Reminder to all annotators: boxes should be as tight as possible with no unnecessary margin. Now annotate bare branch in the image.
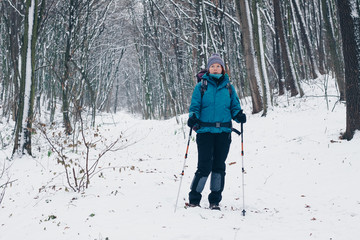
[4,0,24,17]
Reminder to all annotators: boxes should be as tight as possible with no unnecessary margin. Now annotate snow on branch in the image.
[203,1,240,26]
[4,0,24,17]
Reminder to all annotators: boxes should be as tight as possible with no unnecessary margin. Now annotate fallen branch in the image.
[0,179,18,205]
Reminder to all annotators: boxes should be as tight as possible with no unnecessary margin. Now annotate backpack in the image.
[196,69,232,98]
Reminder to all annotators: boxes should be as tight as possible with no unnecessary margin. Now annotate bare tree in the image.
[291,0,320,79]
[13,0,42,156]
[273,0,299,97]
[321,0,345,100]
[236,0,263,114]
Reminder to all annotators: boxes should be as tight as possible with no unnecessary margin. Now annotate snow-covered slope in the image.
[1,76,359,240]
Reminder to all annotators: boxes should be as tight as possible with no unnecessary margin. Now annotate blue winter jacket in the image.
[189,73,242,133]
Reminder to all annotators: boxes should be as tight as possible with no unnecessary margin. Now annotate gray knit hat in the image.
[207,53,225,70]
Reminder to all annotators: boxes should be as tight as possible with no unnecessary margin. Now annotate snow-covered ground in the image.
[1,76,359,240]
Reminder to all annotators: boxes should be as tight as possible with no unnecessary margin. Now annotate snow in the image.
[350,0,359,19]
[1,75,360,240]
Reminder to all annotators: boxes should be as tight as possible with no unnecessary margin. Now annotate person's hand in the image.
[187,115,200,128]
[235,110,247,123]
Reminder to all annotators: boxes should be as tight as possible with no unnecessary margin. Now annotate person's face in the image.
[209,63,223,74]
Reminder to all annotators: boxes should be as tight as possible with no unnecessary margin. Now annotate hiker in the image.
[187,53,246,210]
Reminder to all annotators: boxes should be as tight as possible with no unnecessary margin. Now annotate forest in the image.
[1,0,360,157]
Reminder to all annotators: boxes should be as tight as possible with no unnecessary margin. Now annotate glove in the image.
[187,114,200,128]
[235,110,247,123]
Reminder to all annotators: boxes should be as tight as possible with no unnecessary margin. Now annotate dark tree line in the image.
[0,0,359,157]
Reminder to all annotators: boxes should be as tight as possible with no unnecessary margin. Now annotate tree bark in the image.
[337,0,360,140]
[254,1,271,116]
[273,0,299,97]
[291,0,320,79]
[62,0,75,135]
[236,0,263,114]
[273,14,284,95]
[322,0,346,100]
[2,1,22,121]
[13,0,38,156]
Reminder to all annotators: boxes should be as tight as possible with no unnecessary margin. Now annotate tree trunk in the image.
[254,1,271,116]
[196,0,208,69]
[2,1,22,121]
[322,0,346,100]
[291,0,320,79]
[289,0,307,80]
[149,1,178,121]
[62,0,75,135]
[236,0,263,114]
[273,16,284,95]
[273,0,299,97]
[13,0,38,156]
[317,0,327,75]
[337,0,360,140]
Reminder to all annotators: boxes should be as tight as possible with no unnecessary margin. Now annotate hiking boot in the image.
[186,203,201,208]
[209,203,220,210]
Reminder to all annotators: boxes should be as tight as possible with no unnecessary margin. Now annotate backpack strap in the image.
[226,83,232,97]
[200,79,208,99]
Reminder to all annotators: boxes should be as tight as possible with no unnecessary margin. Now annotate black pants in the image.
[189,132,231,205]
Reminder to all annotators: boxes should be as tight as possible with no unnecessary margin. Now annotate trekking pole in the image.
[174,127,193,213]
[240,123,246,216]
